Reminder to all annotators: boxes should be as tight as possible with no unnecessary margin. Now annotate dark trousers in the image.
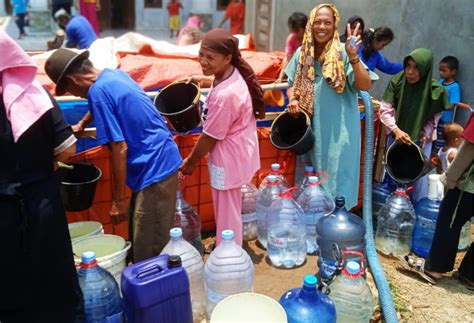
[425,188,473,280]
[14,13,26,35]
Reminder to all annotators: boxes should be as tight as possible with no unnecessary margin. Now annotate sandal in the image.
[397,254,438,284]
[453,271,474,291]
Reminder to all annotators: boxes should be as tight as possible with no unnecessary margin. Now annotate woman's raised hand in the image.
[344,22,362,58]
[393,127,412,145]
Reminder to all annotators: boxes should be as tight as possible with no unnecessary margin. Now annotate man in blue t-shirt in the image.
[45,49,183,262]
[54,8,97,49]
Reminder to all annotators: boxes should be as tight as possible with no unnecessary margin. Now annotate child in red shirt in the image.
[218,0,245,35]
[167,0,183,38]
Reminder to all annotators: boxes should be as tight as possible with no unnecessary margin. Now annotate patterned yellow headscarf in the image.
[293,4,346,114]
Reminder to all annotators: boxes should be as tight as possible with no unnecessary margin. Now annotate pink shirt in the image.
[203,68,260,190]
[285,33,302,58]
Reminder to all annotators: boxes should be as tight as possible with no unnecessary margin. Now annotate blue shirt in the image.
[65,15,97,49]
[358,48,403,75]
[88,69,182,192]
[11,0,28,14]
[438,79,461,123]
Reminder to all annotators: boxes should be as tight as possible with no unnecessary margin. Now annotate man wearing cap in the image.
[54,8,97,49]
[45,49,183,262]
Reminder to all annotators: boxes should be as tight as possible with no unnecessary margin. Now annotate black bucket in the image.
[58,163,102,212]
[153,82,201,133]
[386,141,434,184]
[270,110,315,155]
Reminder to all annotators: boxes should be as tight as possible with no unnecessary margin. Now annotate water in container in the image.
[161,228,206,321]
[267,189,307,268]
[279,275,336,323]
[329,261,374,323]
[259,163,289,191]
[372,177,396,230]
[297,176,335,254]
[316,197,366,282]
[458,221,472,251]
[412,175,444,258]
[375,186,416,256]
[256,175,281,248]
[241,183,259,241]
[77,251,123,323]
[293,165,315,200]
[204,230,254,317]
[175,188,203,255]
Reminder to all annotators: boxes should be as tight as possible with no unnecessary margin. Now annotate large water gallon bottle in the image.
[372,177,396,230]
[256,175,281,248]
[375,186,416,256]
[458,221,472,251]
[77,251,123,322]
[316,197,366,281]
[412,175,444,258]
[297,176,335,254]
[161,228,206,321]
[241,183,259,241]
[267,189,307,268]
[175,188,203,255]
[329,261,374,323]
[279,275,336,323]
[259,163,289,191]
[293,165,315,200]
[204,230,254,317]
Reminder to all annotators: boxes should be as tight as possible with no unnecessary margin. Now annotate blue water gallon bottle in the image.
[256,175,281,248]
[412,174,444,258]
[372,177,396,230]
[279,275,336,323]
[77,251,123,323]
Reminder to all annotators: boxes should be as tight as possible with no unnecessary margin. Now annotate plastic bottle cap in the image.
[335,196,345,207]
[266,175,278,182]
[168,255,182,268]
[271,163,281,171]
[170,227,183,238]
[304,165,314,173]
[346,261,360,275]
[303,275,318,288]
[308,176,319,184]
[81,251,96,264]
[222,230,234,240]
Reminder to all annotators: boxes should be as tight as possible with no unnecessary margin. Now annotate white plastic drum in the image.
[68,221,103,243]
[210,292,287,322]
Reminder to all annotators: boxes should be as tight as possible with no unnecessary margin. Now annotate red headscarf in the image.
[200,28,265,119]
[462,113,474,144]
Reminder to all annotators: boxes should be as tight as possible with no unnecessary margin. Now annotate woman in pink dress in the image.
[181,28,265,246]
[75,0,100,35]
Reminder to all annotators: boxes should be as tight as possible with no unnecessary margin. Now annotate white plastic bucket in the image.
[68,221,104,242]
[72,234,131,287]
[210,292,287,322]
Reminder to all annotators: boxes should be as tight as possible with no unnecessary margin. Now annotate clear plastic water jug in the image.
[259,163,289,191]
[375,186,416,256]
[267,189,307,268]
[297,176,335,254]
[175,188,203,255]
[316,197,366,281]
[256,175,281,248]
[372,178,396,231]
[241,183,259,241]
[204,230,254,317]
[458,221,472,251]
[293,165,315,200]
[279,275,336,323]
[161,228,206,321]
[77,251,123,323]
[412,175,444,258]
[329,261,374,323]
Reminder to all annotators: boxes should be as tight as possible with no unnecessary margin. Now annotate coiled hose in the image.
[360,91,399,323]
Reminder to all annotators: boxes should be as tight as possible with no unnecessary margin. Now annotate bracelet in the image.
[349,56,360,65]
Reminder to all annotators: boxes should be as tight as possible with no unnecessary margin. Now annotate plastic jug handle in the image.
[314,170,330,185]
[341,250,365,273]
[258,170,271,183]
[136,264,163,279]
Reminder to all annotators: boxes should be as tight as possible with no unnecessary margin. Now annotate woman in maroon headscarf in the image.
[181,28,264,246]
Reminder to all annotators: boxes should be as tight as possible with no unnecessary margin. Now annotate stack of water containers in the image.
[297,176,335,254]
[241,183,259,241]
[266,188,307,268]
[412,175,444,258]
[375,186,416,256]
[329,261,374,323]
[175,183,203,255]
[78,251,123,322]
[293,165,315,200]
[259,163,289,191]
[280,275,336,323]
[204,230,254,317]
[256,175,282,248]
[161,228,206,321]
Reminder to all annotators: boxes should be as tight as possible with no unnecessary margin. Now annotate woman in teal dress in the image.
[285,3,372,209]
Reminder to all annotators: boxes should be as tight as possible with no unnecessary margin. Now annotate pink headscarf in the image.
[0,31,53,142]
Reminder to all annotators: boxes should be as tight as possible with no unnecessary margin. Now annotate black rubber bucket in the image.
[270,110,315,155]
[58,163,102,212]
[386,141,434,184]
[153,82,201,133]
